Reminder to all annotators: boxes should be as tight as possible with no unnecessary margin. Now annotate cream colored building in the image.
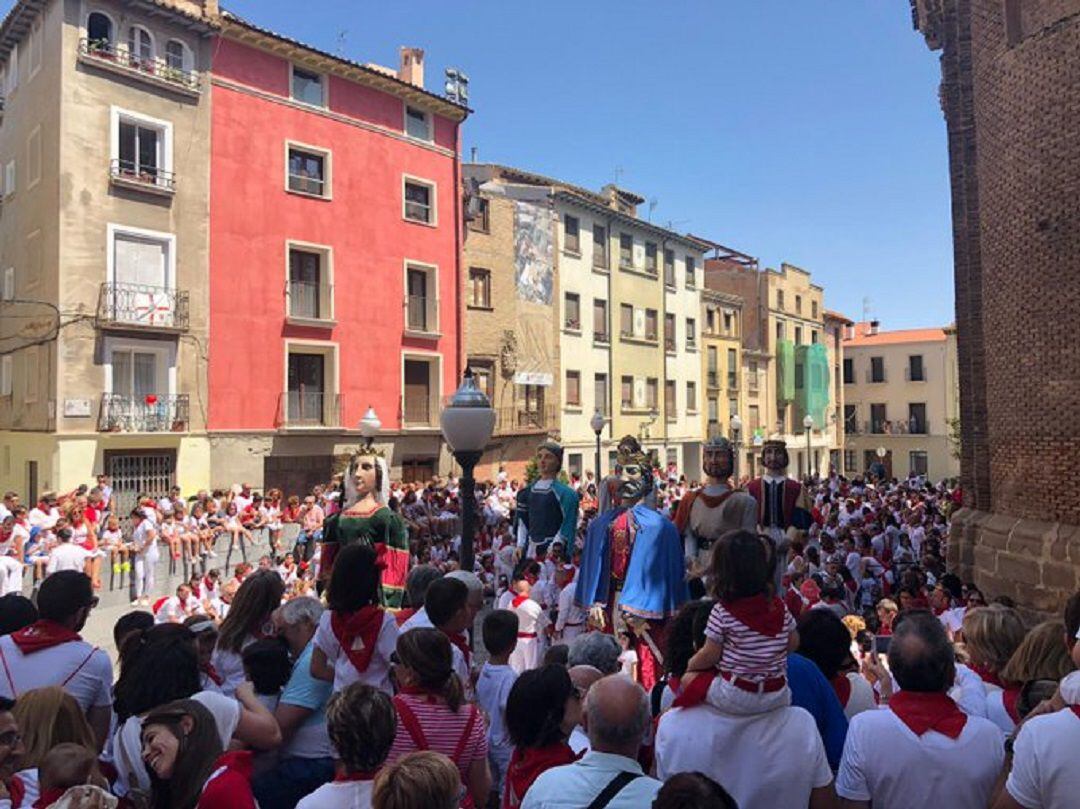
[0,0,216,507]
[700,288,743,446]
[842,321,960,482]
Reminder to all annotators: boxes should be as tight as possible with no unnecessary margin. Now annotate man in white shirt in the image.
[28,493,59,531]
[995,697,1080,809]
[836,612,1004,809]
[0,571,112,750]
[45,529,90,576]
[523,675,661,809]
[555,566,587,642]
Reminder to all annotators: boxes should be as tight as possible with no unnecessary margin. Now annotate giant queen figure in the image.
[576,436,688,689]
[746,439,812,591]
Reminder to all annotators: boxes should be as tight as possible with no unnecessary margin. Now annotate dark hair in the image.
[113,611,154,650]
[327,683,396,773]
[327,543,381,613]
[1065,591,1080,648]
[424,577,468,629]
[0,594,38,635]
[482,610,519,657]
[506,665,574,748]
[544,643,570,667]
[796,609,852,681]
[142,700,224,809]
[888,610,955,692]
[511,559,541,583]
[666,600,715,678]
[938,573,963,601]
[653,772,739,809]
[709,531,771,601]
[396,628,463,712]
[241,637,292,696]
[36,571,93,622]
[0,697,13,713]
[404,565,441,609]
[217,570,285,654]
[114,624,200,722]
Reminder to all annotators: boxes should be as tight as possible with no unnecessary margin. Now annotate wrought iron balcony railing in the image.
[109,159,175,193]
[78,39,200,95]
[493,403,557,435]
[403,396,433,426]
[99,393,189,432]
[97,282,189,331]
[276,391,341,428]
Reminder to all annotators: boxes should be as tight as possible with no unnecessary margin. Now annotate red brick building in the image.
[912,0,1080,613]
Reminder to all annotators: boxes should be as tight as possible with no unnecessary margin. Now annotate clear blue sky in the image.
[228,0,953,329]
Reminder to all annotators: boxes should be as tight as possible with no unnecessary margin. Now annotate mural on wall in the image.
[513,200,554,305]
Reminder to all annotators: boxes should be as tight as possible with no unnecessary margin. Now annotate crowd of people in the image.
[0,456,1078,809]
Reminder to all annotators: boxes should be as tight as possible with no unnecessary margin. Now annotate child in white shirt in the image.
[507,561,549,674]
[476,609,519,801]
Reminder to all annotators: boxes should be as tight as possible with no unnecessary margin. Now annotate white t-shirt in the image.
[0,635,112,713]
[835,706,1004,809]
[618,649,638,678]
[655,703,832,809]
[46,543,90,575]
[296,779,374,809]
[1006,708,1080,809]
[475,662,517,755]
[843,672,878,720]
[312,609,398,694]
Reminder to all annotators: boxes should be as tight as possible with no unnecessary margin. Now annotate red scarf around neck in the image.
[504,743,580,808]
[720,594,787,636]
[889,691,968,739]
[10,619,81,654]
[970,663,1006,689]
[831,674,852,708]
[1002,687,1022,725]
[202,661,224,686]
[512,594,530,609]
[444,629,472,667]
[331,606,385,673]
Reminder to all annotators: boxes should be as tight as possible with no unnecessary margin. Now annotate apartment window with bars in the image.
[468,267,491,309]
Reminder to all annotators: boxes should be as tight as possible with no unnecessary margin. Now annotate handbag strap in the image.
[585,771,641,809]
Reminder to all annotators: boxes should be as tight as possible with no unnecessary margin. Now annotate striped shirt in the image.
[387,693,488,781]
[704,598,795,679]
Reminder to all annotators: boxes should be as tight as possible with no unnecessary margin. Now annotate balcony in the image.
[862,419,929,436]
[99,393,189,433]
[97,282,189,333]
[109,159,175,197]
[665,337,676,353]
[403,396,433,427]
[287,280,335,327]
[493,403,557,436]
[707,370,719,389]
[276,391,341,428]
[593,330,610,344]
[77,39,200,98]
[564,317,581,332]
[404,295,440,338]
[727,374,739,391]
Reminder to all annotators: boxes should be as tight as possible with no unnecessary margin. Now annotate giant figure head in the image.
[615,436,653,505]
[344,450,389,506]
[761,439,789,474]
[702,436,735,482]
[536,440,564,479]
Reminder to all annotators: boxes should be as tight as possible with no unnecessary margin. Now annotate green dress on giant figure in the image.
[323,503,409,608]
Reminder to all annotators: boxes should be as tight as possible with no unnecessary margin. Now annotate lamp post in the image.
[440,370,495,574]
[803,413,814,480]
[590,409,605,480]
[358,405,381,450]
[730,413,742,483]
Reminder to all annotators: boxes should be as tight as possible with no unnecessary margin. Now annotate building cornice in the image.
[701,288,744,308]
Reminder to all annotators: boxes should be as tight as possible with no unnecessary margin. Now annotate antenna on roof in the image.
[613,166,624,185]
[862,296,871,323]
[647,198,658,222]
[335,30,348,57]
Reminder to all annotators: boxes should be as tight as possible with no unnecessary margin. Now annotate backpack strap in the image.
[392,695,430,751]
[451,704,479,763]
[62,646,99,687]
[585,771,641,809]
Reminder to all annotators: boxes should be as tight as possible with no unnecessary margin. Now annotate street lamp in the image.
[590,409,605,480]
[803,413,814,480]
[730,413,742,482]
[359,405,381,450]
[440,369,495,573]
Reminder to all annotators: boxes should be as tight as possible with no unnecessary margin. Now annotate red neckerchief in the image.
[11,619,81,654]
[831,674,852,708]
[202,661,224,686]
[889,691,968,739]
[444,629,472,668]
[7,775,24,809]
[334,769,379,782]
[1002,687,1022,725]
[33,787,66,808]
[512,594,529,609]
[504,743,580,808]
[331,606,385,673]
[394,607,418,627]
[671,671,717,708]
[970,664,1006,689]
[719,594,787,636]
[1069,705,1080,721]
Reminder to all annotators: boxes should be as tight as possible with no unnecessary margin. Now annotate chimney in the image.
[869,320,880,336]
[398,47,425,88]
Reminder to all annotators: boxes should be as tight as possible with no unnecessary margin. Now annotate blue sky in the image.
[224,0,953,329]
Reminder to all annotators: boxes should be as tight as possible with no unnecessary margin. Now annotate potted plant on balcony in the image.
[88,38,114,60]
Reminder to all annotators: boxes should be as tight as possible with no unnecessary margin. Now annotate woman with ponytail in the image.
[387,628,491,807]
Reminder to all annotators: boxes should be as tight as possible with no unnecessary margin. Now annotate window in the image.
[470,361,494,400]
[794,326,802,345]
[287,245,333,322]
[522,385,546,419]
[748,404,760,431]
[706,308,715,334]
[87,12,113,45]
[619,233,633,267]
[26,128,41,189]
[594,373,609,416]
[795,295,802,314]
[811,330,818,344]
[843,358,854,384]
[795,359,804,390]
[776,289,784,310]
[119,120,160,179]
[111,108,172,190]
[403,358,436,426]
[4,160,15,197]
[723,310,733,334]
[468,267,491,309]
[564,215,580,254]
[644,309,658,341]
[909,451,928,477]
[686,381,697,412]
[664,313,675,352]
[708,397,719,425]
[777,402,787,434]
[707,346,718,387]
[620,304,634,337]
[2,43,16,97]
[812,300,819,319]
[110,344,165,399]
[870,356,885,383]
[564,292,581,331]
[404,264,438,335]
[844,449,857,472]
[686,318,696,349]
[908,403,927,434]
[0,355,10,396]
[403,178,436,225]
[284,348,336,425]
[287,145,329,197]
[909,355,925,382]
[291,66,325,106]
[727,348,738,389]
[645,242,658,274]
[593,299,608,342]
[165,40,190,72]
[844,404,857,432]
[2,267,12,300]
[646,378,658,410]
[567,453,583,479]
[870,403,887,434]
[685,256,696,288]
[404,105,432,141]
[110,226,174,309]
[620,376,633,409]
[592,225,608,269]
[665,380,677,419]
[663,249,675,287]
[127,26,153,64]
[565,371,581,407]
[775,320,784,344]
[468,198,490,233]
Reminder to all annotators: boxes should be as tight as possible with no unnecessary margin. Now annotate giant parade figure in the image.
[319,450,410,607]
[576,436,688,689]
[746,439,812,591]
[673,435,757,567]
[515,440,580,559]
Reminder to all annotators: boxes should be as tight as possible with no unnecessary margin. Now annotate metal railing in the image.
[288,280,331,320]
[78,38,200,93]
[862,419,929,435]
[403,396,432,426]
[99,393,189,432]
[97,282,189,330]
[109,159,175,192]
[564,317,581,331]
[493,403,556,435]
[727,374,738,390]
[593,330,610,343]
[277,391,341,427]
[288,173,325,196]
[405,295,438,333]
[707,370,719,388]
